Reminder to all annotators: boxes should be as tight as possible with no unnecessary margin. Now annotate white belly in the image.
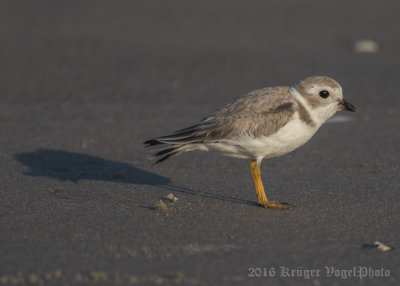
[205,116,320,160]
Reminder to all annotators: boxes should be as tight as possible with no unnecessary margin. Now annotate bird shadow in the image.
[14,148,170,185]
[14,149,255,206]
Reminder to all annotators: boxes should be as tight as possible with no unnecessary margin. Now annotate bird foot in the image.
[259,201,292,210]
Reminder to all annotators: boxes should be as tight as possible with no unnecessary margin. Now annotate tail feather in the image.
[145,128,205,146]
[144,124,209,163]
[154,149,182,164]
[149,145,184,164]
[154,146,179,157]
[144,138,162,146]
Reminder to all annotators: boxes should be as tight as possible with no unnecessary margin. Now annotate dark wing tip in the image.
[153,153,174,164]
[144,138,162,147]
[152,148,182,164]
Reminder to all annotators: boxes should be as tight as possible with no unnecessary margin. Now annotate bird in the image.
[144,76,355,210]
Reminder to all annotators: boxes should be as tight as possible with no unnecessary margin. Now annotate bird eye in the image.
[319,90,330,98]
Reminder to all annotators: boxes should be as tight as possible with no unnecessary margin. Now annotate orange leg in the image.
[249,160,291,210]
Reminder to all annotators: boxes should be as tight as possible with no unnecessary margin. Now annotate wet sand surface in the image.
[0,1,399,285]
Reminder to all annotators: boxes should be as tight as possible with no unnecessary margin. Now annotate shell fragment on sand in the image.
[155,200,168,211]
[166,193,178,203]
[374,241,392,252]
[362,241,393,251]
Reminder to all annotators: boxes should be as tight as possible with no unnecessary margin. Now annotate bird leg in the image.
[249,160,291,210]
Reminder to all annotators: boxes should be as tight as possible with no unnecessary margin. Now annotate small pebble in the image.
[155,200,168,211]
[354,39,379,53]
[166,193,178,203]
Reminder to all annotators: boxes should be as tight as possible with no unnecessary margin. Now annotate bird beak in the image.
[338,99,355,112]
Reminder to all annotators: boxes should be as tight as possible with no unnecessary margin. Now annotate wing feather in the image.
[144,86,297,162]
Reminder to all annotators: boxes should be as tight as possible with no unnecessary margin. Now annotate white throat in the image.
[290,86,311,110]
[289,86,330,127]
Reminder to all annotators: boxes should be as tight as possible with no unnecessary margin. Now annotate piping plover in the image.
[145,76,355,210]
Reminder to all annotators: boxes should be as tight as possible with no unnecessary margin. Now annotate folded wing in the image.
[144,87,296,163]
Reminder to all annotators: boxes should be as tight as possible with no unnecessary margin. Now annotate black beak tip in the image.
[341,99,356,112]
[346,104,356,112]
